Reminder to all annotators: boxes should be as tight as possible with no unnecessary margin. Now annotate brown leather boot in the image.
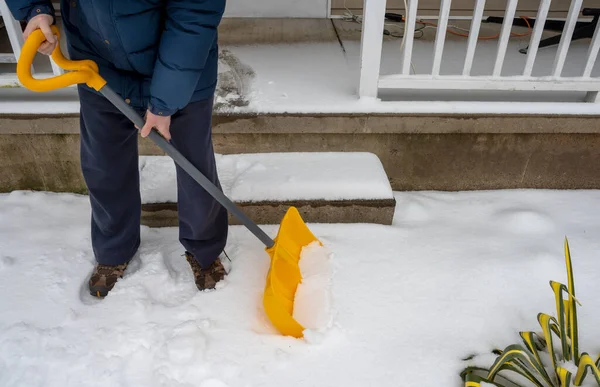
[88,262,129,297]
[184,252,227,291]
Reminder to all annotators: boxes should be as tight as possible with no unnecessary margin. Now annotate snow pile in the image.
[214,49,255,110]
[293,241,334,339]
[139,152,393,204]
[1,189,600,387]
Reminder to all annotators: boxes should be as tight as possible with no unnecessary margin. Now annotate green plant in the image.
[461,238,600,387]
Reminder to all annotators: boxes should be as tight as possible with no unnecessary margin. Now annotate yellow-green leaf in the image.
[538,313,560,372]
[487,345,547,387]
[550,282,570,359]
[557,366,573,386]
[461,366,526,387]
[564,238,575,298]
[461,368,486,387]
[520,331,553,385]
[574,353,600,386]
[564,299,571,338]
[564,238,580,363]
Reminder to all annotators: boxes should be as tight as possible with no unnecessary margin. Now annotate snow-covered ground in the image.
[1,188,599,387]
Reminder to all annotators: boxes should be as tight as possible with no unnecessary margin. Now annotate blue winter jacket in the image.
[7,0,225,116]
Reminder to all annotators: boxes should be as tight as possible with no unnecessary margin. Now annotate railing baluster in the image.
[401,0,419,75]
[523,0,552,77]
[493,0,518,77]
[432,0,452,76]
[462,0,486,76]
[0,0,25,62]
[585,92,599,103]
[50,22,65,76]
[358,0,387,98]
[552,0,583,77]
[583,17,600,78]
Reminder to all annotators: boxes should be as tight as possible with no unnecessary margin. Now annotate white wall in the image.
[223,0,329,18]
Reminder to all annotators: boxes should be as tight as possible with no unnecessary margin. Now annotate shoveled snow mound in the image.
[139,152,393,204]
[293,241,334,339]
[1,189,600,387]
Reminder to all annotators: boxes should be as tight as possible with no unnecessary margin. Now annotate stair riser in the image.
[1,132,600,193]
[142,200,396,227]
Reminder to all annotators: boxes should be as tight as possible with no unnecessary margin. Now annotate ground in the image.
[1,189,599,387]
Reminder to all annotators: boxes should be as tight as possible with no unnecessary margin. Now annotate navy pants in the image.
[78,86,228,267]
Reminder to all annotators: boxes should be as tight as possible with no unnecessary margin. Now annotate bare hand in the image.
[140,110,171,140]
[23,14,56,55]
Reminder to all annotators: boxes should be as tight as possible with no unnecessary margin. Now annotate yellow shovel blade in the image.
[263,206,320,338]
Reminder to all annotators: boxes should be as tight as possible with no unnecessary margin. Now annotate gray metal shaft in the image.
[99,86,275,249]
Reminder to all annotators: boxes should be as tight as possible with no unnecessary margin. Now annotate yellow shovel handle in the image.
[17,25,106,92]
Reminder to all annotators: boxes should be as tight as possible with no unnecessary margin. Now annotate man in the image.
[6,0,229,296]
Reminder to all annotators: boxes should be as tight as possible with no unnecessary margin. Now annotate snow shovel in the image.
[17,26,320,338]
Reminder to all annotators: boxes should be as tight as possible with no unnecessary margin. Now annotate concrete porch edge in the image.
[1,112,600,135]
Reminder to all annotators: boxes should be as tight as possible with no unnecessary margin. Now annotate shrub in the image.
[461,238,600,387]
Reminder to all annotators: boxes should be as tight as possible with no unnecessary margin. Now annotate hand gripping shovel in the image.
[18,26,320,338]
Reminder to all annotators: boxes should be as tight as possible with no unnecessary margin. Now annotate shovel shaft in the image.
[100,86,276,249]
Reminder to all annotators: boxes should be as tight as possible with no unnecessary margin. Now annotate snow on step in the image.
[139,152,393,204]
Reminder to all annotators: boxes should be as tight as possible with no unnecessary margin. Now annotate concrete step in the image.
[139,152,396,227]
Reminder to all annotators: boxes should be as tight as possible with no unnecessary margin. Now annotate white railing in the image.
[0,0,63,87]
[358,0,600,106]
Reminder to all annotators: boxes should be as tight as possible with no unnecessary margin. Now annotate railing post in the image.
[358,0,386,99]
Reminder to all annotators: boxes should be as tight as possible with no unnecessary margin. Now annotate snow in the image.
[139,153,394,203]
[213,39,600,115]
[293,242,334,334]
[2,38,599,116]
[1,189,600,387]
